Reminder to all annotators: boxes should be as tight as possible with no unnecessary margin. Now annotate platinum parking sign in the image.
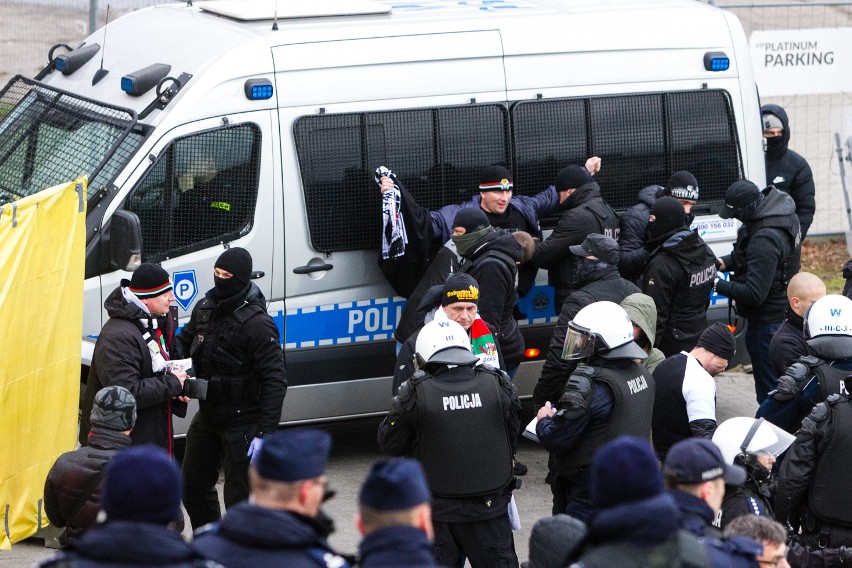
[173,270,198,311]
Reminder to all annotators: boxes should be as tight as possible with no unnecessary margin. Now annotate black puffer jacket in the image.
[532,264,639,407]
[462,229,524,371]
[642,229,716,357]
[80,286,184,450]
[762,104,816,238]
[44,428,132,545]
[716,187,800,323]
[618,185,666,283]
[532,180,620,308]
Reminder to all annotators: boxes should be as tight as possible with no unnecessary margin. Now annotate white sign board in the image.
[750,28,852,96]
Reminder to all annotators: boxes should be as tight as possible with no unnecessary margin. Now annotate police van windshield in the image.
[0,76,141,206]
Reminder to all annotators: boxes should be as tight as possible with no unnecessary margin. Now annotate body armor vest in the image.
[810,399,852,527]
[815,364,851,401]
[414,368,513,497]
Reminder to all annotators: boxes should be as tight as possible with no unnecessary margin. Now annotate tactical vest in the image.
[556,362,655,478]
[730,214,800,302]
[556,200,621,290]
[573,529,710,568]
[815,363,851,401]
[665,239,717,346]
[809,398,852,527]
[414,368,514,497]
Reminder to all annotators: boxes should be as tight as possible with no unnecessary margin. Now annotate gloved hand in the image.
[247,437,264,458]
[772,362,811,401]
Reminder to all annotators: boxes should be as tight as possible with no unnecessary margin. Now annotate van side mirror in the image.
[108,209,143,271]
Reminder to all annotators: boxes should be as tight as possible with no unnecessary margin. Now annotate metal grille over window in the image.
[0,75,139,205]
[125,124,261,262]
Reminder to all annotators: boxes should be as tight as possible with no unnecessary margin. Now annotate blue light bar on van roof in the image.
[244,79,273,100]
[704,52,730,72]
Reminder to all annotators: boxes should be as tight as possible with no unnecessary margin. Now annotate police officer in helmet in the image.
[377,319,522,568]
[536,301,656,520]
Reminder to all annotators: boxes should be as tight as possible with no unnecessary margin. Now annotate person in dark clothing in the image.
[652,323,737,460]
[194,429,350,568]
[642,196,717,357]
[711,417,795,530]
[762,104,816,239]
[377,319,522,568]
[532,165,621,309]
[44,386,136,547]
[39,445,219,568]
[621,292,667,373]
[536,301,654,520]
[715,181,801,404]
[356,458,439,568]
[532,233,639,409]
[843,260,852,301]
[526,514,587,568]
[453,214,525,374]
[768,272,826,378]
[758,294,852,434]
[173,247,287,530]
[79,263,189,453]
[618,170,701,283]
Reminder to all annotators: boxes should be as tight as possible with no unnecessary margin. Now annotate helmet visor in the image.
[562,322,596,360]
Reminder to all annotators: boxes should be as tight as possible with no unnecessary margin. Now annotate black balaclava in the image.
[734,192,765,224]
[214,247,252,299]
[647,196,686,245]
[572,258,609,288]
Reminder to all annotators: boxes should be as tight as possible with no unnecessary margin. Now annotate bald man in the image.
[768,272,826,377]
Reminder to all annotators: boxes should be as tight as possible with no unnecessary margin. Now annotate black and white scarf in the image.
[376,166,408,260]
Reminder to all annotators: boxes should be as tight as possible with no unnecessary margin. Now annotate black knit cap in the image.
[666,171,699,202]
[649,196,687,239]
[720,180,761,219]
[696,322,736,360]
[478,164,513,192]
[441,273,479,306]
[591,436,663,509]
[452,208,490,233]
[555,165,593,192]
[215,247,253,284]
[128,263,172,298]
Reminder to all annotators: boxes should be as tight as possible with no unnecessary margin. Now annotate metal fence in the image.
[2,0,851,235]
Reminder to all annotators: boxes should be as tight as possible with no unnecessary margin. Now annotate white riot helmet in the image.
[712,417,794,482]
[562,301,647,361]
[415,319,478,369]
[804,294,852,360]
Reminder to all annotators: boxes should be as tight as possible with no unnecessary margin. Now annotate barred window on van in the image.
[294,105,510,252]
[125,123,261,262]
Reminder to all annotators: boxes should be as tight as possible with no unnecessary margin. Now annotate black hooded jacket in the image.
[762,104,815,238]
[618,185,667,282]
[768,309,808,378]
[642,229,717,357]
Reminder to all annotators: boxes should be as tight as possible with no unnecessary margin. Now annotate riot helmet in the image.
[804,294,852,360]
[562,301,647,361]
[414,319,478,370]
[712,417,794,484]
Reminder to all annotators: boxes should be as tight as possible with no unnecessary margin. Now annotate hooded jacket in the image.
[762,104,816,238]
[716,187,801,323]
[620,293,666,373]
[532,180,620,308]
[79,286,184,451]
[642,229,717,357]
[618,185,667,282]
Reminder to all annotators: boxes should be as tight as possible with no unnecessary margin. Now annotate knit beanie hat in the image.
[441,273,479,306]
[102,445,181,524]
[648,196,686,241]
[478,165,513,192]
[555,165,593,193]
[128,264,172,299]
[359,458,431,511]
[666,171,699,202]
[762,113,784,132]
[696,322,736,360]
[90,386,136,432]
[719,180,762,220]
[215,247,253,284]
[452,208,490,234]
[591,436,663,509]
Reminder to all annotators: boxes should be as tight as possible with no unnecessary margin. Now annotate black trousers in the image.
[433,516,518,568]
[181,413,256,529]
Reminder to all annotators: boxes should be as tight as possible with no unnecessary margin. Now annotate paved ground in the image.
[1,369,760,567]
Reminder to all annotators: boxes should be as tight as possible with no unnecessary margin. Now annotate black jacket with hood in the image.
[761,104,815,239]
[618,185,667,282]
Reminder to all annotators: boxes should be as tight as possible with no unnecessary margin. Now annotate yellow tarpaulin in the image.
[0,178,86,549]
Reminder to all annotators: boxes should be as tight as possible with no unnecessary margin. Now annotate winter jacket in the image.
[532,180,620,308]
[719,480,774,531]
[357,526,439,568]
[533,264,639,407]
[80,286,184,451]
[618,185,667,282]
[762,104,816,238]
[43,428,132,545]
[716,187,800,323]
[37,520,220,568]
[193,502,349,568]
[642,229,716,357]
[768,309,808,378]
[620,293,666,373]
[843,260,852,301]
[461,229,525,371]
[173,282,286,436]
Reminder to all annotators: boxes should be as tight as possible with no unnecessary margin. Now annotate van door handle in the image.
[250,271,265,279]
[293,263,334,274]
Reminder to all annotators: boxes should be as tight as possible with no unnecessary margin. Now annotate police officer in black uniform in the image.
[377,319,521,568]
[536,301,656,520]
[174,247,287,530]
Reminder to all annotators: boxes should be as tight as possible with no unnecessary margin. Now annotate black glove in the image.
[772,362,811,402]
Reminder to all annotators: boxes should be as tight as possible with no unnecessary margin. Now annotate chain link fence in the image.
[3,0,851,235]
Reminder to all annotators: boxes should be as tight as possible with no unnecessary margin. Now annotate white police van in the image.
[0,0,760,430]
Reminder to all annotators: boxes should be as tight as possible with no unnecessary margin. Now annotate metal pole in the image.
[89,0,100,35]
[834,133,852,255]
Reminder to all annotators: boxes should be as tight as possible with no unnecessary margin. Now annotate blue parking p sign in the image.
[173,270,198,311]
